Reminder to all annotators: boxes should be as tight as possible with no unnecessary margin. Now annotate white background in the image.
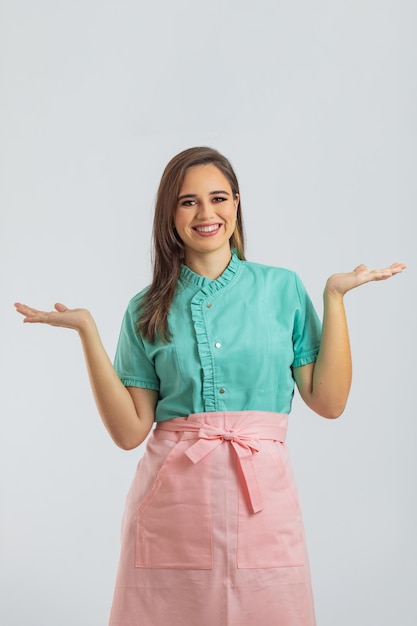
[1,1,416,624]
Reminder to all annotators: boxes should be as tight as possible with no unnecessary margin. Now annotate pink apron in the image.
[108,411,316,625]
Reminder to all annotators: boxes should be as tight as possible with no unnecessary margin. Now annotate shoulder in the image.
[128,285,150,305]
[238,259,312,302]
[239,259,298,284]
[124,286,150,314]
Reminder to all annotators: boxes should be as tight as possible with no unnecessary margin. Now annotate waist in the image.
[154,410,288,442]
[154,411,288,514]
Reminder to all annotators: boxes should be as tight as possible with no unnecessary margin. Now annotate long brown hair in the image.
[138,146,246,342]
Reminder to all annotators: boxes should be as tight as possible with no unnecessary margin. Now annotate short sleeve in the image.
[113,296,160,391]
[292,274,322,368]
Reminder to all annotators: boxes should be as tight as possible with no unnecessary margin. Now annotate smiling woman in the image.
[174,163,240,277]
[14,146,406,626]
[138,147,246,344]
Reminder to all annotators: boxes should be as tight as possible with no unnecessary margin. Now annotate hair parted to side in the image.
[138,146,246,343]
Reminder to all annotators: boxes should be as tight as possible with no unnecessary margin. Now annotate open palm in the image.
[326,262,406,297]
[14,302,92,332]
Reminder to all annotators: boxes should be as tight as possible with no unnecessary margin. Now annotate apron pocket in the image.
[135,438,213,569]
[237,440,305,569]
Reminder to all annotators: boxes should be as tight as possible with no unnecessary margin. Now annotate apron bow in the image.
[185,424,263,513]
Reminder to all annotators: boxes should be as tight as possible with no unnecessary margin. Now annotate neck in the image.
[184,248,233,280]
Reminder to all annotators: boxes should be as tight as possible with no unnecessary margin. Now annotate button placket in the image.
[190,275,238,412]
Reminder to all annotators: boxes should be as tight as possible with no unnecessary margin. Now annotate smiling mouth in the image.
[193,224,221,234]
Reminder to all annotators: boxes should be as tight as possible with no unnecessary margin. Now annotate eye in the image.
[180,199,197,207]
[212,196,227,203]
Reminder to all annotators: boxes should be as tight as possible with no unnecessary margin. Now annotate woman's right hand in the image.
[14,302,93,333]
[14,301,154,448]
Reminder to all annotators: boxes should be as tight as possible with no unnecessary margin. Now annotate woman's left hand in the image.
[325,262,407,297]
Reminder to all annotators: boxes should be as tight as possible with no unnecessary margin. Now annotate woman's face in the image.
[174,164,239,262]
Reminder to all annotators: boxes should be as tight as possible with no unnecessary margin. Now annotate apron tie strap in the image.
[185,425,263,513]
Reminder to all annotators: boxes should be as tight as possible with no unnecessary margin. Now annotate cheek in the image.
[173,211,191,241]
[228,207,238,226]
[173,211,184,232]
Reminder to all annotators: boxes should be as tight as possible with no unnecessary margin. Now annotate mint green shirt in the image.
[114,253,322,422]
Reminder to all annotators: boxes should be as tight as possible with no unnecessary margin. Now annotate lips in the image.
[192,224,222,236]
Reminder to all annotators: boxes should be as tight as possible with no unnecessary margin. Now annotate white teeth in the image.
[195,224,219,233]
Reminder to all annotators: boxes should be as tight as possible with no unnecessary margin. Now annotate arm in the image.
[293,262,406,419]
[14,302,157,449]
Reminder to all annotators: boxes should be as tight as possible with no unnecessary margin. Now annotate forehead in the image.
[180,164,231,192]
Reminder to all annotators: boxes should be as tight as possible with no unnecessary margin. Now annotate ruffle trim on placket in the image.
[185,253,241,412]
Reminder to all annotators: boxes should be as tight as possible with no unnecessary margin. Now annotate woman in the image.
[15,147,405,626]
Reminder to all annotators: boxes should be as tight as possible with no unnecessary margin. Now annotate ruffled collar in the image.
[179,250,241,289]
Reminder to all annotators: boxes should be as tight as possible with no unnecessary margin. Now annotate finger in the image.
[14,302,34,313]
[14,302,57,324]
[54,303,68,312]
[14,303,46,318]
[24,311,51,324]
[388,262,407,273]
[368,266,404,281]
[354,262,406,282]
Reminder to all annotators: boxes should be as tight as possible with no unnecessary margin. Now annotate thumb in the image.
[54,303,68,312]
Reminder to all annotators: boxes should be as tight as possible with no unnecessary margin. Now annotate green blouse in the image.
[113,252,322,422]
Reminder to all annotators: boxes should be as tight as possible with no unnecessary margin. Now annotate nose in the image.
[196,200,214,220]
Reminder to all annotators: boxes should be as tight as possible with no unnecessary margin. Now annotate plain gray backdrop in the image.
[1,1,416,624]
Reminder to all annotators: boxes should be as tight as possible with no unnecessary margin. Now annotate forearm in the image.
[78,316,152,448]
[310,290,352,418]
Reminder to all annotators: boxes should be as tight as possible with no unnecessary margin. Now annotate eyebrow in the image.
[177,190,231,201]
